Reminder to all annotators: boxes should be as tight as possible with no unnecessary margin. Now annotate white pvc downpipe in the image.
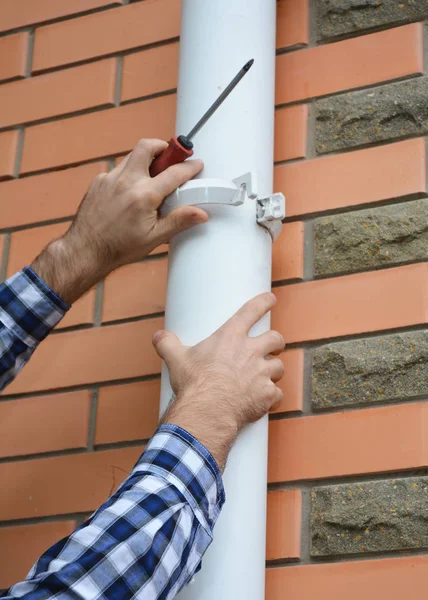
[159,1,277,598]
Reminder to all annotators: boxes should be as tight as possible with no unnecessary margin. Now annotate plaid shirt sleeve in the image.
[0,266,69,392]
[0,268,225,599]
[2,424,225,600]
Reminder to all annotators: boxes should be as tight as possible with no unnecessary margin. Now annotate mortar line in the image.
[13,128,25,178]
[114,56,124,107]
[93,281,105,326]
[86,388,99,452]
[25,29,35,77]
[0,233,11,281]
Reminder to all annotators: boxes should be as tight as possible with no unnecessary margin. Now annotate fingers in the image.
[123,139,169,181]
[154,205,208,243]
[149,159,204,206]
[255,330,285,356]
[152,330,184,366]
[270,386,284,412]
[266,357,285,383]
[226,293,277,334]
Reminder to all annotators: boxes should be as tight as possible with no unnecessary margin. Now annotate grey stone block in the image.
[311,477,428,556]
[318,0,428,40]
[316,77,428,154]
[314,199,428,277]
[312,331,428,409]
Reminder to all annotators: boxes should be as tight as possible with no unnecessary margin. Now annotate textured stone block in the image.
[314,199,428,277]
[312,331,428,409]
[316,77,428,154]
[311,477,428,556]
[318,0,428,41]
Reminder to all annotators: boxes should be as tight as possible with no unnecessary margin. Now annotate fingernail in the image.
[270,293,277,303]
[152,330,164,345]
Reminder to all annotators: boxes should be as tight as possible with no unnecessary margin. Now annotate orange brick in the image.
[95,380,160,445]
[276,24,423,104]
[0,162,108,229]
[276,0,309,50]
[103,258,167,322]
[0,521,77,588]
[272,222,304,282]
[274,109,307,164]
[7,223,95,330]
[0,32,28,82]
[33,0,181,72]
[0,0,124,33]
[121,43,179,102]
[272,263,428,344]
[275,138,426,218]
[266,556,428,599]
[274,105,307,163]
[6,318,162,395]
[21,95,176,174]
[0,130,18,180]
[0,391,90,458]
[271,349,304,414]
[8,223,70,275]
[268,402,428,483]
[266,489,302,561]
[0,59,116,129]
[0,446,143,520]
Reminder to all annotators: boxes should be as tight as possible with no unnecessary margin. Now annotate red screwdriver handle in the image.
[150,135,194,177]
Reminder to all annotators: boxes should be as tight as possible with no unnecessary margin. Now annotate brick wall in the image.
[0,0,427,595]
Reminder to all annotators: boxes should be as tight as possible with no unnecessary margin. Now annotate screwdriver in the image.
[150,59,254,177]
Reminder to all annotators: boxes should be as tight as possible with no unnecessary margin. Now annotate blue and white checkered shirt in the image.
[0,267,225,600]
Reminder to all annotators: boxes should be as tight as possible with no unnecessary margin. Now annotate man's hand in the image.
[31,139,206,304]
[153,293,285,468]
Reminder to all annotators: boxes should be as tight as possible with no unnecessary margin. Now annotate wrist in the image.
[31,233,106,305]
[162,389,239,470]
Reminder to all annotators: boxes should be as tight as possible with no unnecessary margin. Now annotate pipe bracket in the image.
[256,192,285,240]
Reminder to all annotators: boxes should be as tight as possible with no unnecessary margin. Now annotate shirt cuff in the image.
[134,424,225,531]
[0,268,69,348]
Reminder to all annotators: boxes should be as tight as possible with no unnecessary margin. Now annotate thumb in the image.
[157,206,208,242]
[152,330,184,365]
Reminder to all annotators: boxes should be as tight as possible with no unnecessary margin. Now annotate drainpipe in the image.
[159,1,283,598]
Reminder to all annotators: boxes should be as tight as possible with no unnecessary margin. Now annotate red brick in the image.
[271,349,304,414]
[21,95,176,174]
[272,263,428,344]
[0,521,77,588]
[0,0,124,33]
[95,380,160,445]
[5,318,162,395]
[275,139,426,218]
[274,105,307,163]
[0,130,18,180]
[33,0,181,72]
[266,489,301,561]
[268,402,428,483]
[103,258,167,322]
[121,43,179,102]
[266,556,428,599]
[272,222,304,282]
[7,223,96,330]
[276,24,423,104]
[0,391,90,458]
[0,59,116,129]
[0,446,143,520]
[276,0,309,50]
[0,33,28,82]
[0,162,108,229]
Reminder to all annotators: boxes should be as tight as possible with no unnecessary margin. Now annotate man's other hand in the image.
[31,139,205,304]
[153,293,285,468]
